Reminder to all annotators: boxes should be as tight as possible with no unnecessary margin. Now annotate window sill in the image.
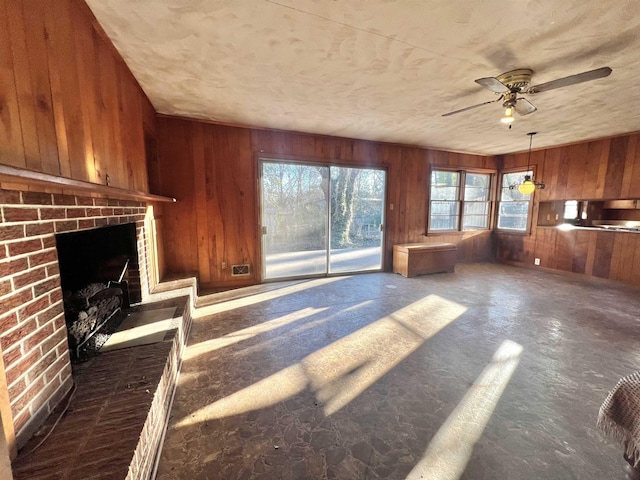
[426,229,491,236]
[495,229,530,236]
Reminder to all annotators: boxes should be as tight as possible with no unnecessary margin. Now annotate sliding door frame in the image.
[258,155,387,282]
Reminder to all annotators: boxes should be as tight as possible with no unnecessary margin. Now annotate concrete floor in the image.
[156,263,640,479]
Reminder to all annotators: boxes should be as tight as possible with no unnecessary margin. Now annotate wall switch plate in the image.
[534,258,541,266]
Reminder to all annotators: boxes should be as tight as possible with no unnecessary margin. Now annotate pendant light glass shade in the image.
[518,178,536,195]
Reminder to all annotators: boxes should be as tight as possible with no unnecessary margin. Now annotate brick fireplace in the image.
[0,188,154,449]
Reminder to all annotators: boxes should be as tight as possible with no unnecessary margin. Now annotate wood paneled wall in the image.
[496,131,640,285]
[156,118,496,288]
[0,0,154,192]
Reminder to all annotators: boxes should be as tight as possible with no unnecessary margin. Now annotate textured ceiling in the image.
[86,0,640,155]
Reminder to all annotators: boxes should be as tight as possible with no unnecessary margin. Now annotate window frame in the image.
[427,167,495,234]
[495,167,536,234]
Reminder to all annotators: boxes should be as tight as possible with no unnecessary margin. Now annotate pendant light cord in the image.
[526,132,536,175]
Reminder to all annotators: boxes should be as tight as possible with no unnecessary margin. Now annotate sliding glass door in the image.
[328,166,385,274]
[261,161,328,279]
[260,160,385,280]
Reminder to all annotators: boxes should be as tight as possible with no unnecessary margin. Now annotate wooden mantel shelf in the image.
[0,165,176,203]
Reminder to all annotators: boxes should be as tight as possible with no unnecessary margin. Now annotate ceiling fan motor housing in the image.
[496,68,533,92]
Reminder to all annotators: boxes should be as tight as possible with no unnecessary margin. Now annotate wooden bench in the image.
[393,243,457,278]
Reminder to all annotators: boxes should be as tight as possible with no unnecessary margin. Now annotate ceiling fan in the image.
[442,66,612,124]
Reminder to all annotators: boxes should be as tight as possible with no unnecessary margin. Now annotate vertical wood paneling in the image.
[595,139,611,198]
[623,135,640,198]
[554,148,571,200]
[205,127,225,278]
[554,230,575,272]
[620,135,638,198]
[592,232,615,278]
[603,136,629,199]
[6,0,41,170]
[540,148,560,201]
[1,0,152,192]
[117,70,146,190]
[609,234,628,282]
[44,3,74,178]
[580,141,603,198]
[192,123,211,283]
[630,236,640,285]
[572,230,589,274]
[44,0,82,179]
[68,1,97,183]
[207,126,256,284]
[0,0,26,168]
[584,231,598,277]
[564,143,588,199]
[156,119,198,273]
[21,1,60,174]
[157,119,496,287]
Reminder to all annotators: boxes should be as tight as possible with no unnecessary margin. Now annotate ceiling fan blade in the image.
[441,97,503,117]
[527,66,612,93]
[515,98,537,116]
[475,76,508,93]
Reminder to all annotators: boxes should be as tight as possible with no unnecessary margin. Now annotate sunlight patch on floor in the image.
[184,307,328,361]
[407,340,523,480]
[175,294,466,427]
[306,294,467,415]
[178,364,309,423]
[193,276,348,317]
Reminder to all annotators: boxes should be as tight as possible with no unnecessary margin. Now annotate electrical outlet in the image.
[221,262,227,269]
[534,258,540,266]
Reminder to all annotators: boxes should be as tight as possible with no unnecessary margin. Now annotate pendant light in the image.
[511,132,545,194]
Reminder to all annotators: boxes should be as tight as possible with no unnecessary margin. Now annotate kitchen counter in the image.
[538,224,640,233]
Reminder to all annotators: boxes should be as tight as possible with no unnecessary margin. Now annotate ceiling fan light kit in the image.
[442,66,612,125]
[501,107,514,124]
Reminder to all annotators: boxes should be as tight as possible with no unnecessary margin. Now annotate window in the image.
[497,171,533,231]
[463,173,491,229]
[429,170,492,232]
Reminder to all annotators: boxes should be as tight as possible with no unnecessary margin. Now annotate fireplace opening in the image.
[55,223,141,360]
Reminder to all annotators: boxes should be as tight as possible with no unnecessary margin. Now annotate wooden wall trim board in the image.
[0,343,16,462]
[0,164,174,203]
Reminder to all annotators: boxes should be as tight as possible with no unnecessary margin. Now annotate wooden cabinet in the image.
[393,243,457,277]
[537,201,564,226]
[603,200,639,209]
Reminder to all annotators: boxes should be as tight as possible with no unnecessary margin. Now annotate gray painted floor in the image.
[157,263,639,479]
